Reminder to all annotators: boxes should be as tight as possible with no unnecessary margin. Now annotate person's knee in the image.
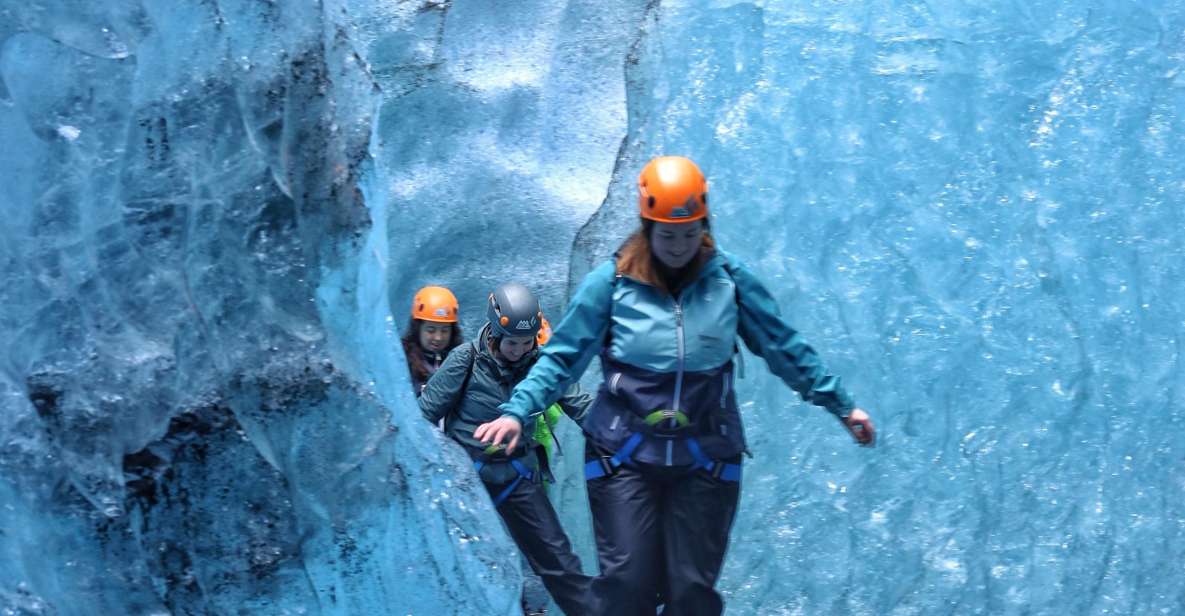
[666,581,723,615]
[594,568,660,607]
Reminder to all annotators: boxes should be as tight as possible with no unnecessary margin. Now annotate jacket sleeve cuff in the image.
[826,394,857,419]
[497,404,526,425]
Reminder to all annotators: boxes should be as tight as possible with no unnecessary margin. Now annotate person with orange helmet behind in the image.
[536,315,553,347]
[476,156,877,616]
[402,286,465,396]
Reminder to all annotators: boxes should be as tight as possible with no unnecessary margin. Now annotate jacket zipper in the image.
[673,298,685,420]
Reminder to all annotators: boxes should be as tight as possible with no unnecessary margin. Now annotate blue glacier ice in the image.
[3,1,1184,614]
[0,1,522,614]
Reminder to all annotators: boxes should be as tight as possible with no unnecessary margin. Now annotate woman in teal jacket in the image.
[475,156,876,616]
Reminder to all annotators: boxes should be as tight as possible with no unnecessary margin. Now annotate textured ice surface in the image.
[0,2,520,614]
[3,1,1185,615]
[564,3,1185,615]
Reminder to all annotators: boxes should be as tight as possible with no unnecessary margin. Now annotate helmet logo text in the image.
[670,194,701,219]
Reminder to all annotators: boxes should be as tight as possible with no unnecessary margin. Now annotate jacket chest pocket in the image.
[464,388,508,424]
[682,280,739,369]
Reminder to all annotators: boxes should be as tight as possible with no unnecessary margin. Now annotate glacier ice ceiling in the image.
[2,1,1184,614]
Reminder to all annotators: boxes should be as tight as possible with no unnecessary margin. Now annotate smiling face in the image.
[418,322,452,353]
[497,335,536,363]
[649,219,705,269]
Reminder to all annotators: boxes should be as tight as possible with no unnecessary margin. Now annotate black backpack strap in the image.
[444,342,479,428]
[459,341,478,398]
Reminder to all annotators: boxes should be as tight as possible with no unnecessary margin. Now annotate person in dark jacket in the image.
[475,157,877,616]
[420,283,592,616]
[402,286,464,396]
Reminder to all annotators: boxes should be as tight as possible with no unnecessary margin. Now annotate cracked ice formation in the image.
[3,1,1185,615]
[1,1,520,614]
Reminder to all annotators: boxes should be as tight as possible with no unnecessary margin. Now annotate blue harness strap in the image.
[584,430,742,482]
[474,458,536,507]
[684,436,743,482]
[583,432,644,480]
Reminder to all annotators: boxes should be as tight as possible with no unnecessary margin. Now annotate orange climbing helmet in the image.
[411,286,459,323]
[637,156,709,223]
[536,316,553,346]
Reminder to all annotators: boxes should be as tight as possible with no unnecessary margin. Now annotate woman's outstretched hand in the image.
[473,416,523,454]
[842,408,876,446]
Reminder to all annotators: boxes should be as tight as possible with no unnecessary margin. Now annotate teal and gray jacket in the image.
[420,323,591,483]
[497,248,856,467]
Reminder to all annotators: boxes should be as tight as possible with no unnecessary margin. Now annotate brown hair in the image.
[401,318,465,383]
[616,218,716,294]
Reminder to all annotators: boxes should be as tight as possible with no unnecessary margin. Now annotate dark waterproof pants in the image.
[486,476,592,616]
[585,444,741,616]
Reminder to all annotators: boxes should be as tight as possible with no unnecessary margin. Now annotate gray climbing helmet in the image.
[487,283,542,338]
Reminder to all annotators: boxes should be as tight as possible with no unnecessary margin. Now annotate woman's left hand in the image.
[473,416,523,454]
[842,408,876,447]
